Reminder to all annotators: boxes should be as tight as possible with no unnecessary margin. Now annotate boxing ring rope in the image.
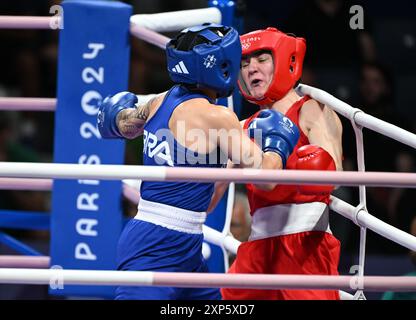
[0,178,52,191]
[129,25,169,50]
[203,224,240,255]
[0,96,158,112]
[298,84,416,149]
[0,268,415,292]
[330,196,416,251]
[0,16,59,29]
[0,177,138,205]
[0,162,416,187]
[0,256,49,268]
[0,97,56,111]
[130,8,221,33]
[0,164,415,253]
[0,8,221,31]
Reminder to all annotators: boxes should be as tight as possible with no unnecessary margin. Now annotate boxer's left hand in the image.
[247,109,300,168]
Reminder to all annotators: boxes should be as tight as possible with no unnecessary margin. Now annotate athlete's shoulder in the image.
[300,97,342,132]
[202,102,240,131]
[301,98,339,121]
[302,98,323,113]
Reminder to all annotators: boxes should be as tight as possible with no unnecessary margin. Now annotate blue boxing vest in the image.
[140,85,225,212]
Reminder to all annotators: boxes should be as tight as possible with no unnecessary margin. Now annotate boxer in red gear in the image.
[209,27,344,300]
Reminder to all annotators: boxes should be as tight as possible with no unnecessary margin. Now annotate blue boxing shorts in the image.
[115,218,220,300]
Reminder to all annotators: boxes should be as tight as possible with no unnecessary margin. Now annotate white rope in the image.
[130,8,221,33]
[0,8,221,31]
[129,24,170,49]
[0,97,56,111]
[0,16,58,29]
[0,162,165,180]
[1,268,415,291]
[298,84,416,149]
[0,256,49,268]
[330,196,416,251]
[203,225,240,255]
[0,162,415,188]
[0,95,163,112]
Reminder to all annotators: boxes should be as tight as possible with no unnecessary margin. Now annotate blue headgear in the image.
[166,23,242,98]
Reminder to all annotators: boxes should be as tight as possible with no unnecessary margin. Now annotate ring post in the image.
[50,0,132,297]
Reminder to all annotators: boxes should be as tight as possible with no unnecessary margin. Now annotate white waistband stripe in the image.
[249,202,330,241]
[135,198,206,234]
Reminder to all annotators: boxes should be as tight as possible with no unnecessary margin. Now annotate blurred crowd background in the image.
[0,0,415,299]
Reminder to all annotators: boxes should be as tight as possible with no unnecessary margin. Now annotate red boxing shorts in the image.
[221,231,341,300]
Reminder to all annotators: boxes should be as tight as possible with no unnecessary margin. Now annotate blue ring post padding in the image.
[0,210,50,230]
[0,231,43,256]
[50,0,132,298]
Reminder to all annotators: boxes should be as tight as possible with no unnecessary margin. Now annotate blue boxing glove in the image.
[247,109,300,168]
[97,91,138,139]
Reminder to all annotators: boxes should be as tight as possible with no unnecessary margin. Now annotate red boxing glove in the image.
[296,144,336,195]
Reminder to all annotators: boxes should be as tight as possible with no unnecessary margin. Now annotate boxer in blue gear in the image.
[97,23,300,300]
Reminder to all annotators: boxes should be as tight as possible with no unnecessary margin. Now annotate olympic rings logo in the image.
[241,42,251,50]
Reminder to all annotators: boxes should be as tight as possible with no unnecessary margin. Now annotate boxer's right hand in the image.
[97,91,138,139]
[247,109,300,168]
[296,144,336,195]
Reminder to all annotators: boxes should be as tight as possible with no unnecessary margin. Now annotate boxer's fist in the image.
[296,144,336,195]
[97,91,138,139]
[247,109,299,168]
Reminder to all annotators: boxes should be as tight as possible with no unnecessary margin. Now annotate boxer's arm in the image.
[117,93,165,139]
[207,161,233,213]
[210,107,282,190]
[300,100,343,171]
[116,101,150,139]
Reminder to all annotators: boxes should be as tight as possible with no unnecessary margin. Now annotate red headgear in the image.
[238,27,306,105]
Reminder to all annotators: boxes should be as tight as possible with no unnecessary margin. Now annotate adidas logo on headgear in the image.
[171,61,189,74]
